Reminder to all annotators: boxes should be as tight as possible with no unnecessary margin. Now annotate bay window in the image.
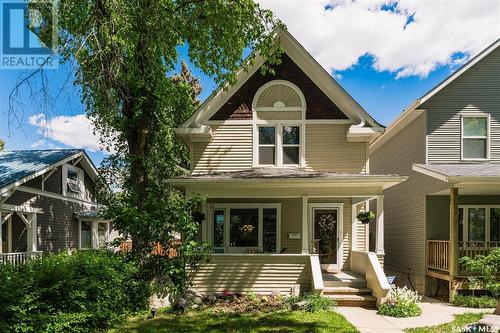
[462,116,489,160]
[79,220,110,249]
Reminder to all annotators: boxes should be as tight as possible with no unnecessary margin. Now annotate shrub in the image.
[377,286,422,317]
[285,293,335,312]
[452,295,497,308]
[303,292,335,312]
[0,250,150,333]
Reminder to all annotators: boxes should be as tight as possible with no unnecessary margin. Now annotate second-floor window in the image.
[63,164,84,197]
[283,126,300,164]
[462,116,489,160]
[258,125,301,166]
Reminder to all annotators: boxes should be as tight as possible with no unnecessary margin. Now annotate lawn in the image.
[405,313,485,333]
[108,309,359,333]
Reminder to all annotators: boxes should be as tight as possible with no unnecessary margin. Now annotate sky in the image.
[1,0,499,166]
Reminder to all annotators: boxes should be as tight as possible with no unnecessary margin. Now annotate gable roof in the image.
[179,29,383,129]
[370,37,500,152]
[0,149,97,193]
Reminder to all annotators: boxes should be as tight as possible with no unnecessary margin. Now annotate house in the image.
[370,38,500,301]
[0,149,116,264]
[170,30,407,306]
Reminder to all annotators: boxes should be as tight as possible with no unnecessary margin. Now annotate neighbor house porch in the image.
[413,164,500,300]
[0,204,41,265]
[170,168,406,305]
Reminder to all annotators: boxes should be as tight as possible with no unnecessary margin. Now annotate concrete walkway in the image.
[337,297,493,333]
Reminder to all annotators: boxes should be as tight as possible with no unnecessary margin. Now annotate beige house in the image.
[170,30,406,307]
[370,38,500,301]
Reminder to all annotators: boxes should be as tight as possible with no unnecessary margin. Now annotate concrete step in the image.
[324,294,377,308]
[323,286,372,295]
[323,280,368,288]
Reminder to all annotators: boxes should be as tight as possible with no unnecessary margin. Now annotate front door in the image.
[313,208,339,271]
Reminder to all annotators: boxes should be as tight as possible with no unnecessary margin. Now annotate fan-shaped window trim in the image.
[252,80,306,113]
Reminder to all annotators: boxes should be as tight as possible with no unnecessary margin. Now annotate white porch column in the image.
[201,203,208,242]
[30,214,37,252]
[26,215,33,253]
[375,195,385,254]
[301,196,309,254]
[7,217,12,253]
[91,221,98,249]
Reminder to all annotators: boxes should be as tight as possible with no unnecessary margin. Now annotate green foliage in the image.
[459,248,500,297]
[0,250,149,333]
[108,308,359,333]
[452,295,497,308]
[356,210,376,222]
[405,313,485,333]
[28,0,284,300]
[302,293,336,312]
[377,286,422,318]
[0,138,4,151]
[285,293,336,312]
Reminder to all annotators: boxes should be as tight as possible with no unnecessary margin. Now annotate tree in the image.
[173,60,203,107]
[26,0,283,297]
[0,139,4,151]
[460,248,500,314]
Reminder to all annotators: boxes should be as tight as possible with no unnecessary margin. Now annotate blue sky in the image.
[1,1,499,166]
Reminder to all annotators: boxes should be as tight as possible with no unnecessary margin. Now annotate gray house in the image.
[370,38,500,300]
[0,149,116,264]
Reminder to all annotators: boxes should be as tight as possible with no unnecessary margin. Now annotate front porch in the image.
[0,204,41,265]
[169,169,406,305]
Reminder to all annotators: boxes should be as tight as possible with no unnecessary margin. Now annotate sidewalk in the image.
[336,297,493,333]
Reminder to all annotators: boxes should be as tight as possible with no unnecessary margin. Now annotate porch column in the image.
[30,214,37,252]
[302,196,309,254]
[449,187,459,278]
[375,195,385,254]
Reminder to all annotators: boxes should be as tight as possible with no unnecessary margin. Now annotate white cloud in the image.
[258,0,500,78]
[28,113,106,152]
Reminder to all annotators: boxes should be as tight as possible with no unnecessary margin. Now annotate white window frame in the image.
[281,125,301,165]
[254,122,304,167]
[257,125,277,166]
[459,205,500,242]
[208,203,281,254]
[461,115,490,161]
[78,219,110,249]
[62,164,85,198]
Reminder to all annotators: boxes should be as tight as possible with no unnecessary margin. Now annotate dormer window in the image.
[63,164,84,197]
[67,169,81,193]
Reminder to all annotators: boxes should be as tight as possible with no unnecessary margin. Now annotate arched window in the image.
[252,80,306,112]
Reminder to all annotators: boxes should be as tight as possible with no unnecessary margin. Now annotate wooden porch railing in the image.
[427,240,450,271]
[0,251,43,266]
[427,240,500,273]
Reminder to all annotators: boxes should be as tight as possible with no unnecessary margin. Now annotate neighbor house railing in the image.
[427,240,500,273]
[0,251,43,266]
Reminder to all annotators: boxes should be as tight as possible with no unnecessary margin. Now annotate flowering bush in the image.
[377,286,422,317]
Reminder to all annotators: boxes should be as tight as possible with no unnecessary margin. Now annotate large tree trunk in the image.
[495,300,500,315]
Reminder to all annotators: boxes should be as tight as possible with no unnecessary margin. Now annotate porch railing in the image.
[427,240,500,273]
[0,251,43,266]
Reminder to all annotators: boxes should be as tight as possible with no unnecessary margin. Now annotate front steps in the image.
[322,271,377,308]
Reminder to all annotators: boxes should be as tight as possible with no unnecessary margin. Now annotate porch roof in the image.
[413,164,500,183]
[169,167,406,188]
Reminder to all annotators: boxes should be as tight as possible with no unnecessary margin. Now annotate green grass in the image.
[405,313,486,333]
[107,309,359,333]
